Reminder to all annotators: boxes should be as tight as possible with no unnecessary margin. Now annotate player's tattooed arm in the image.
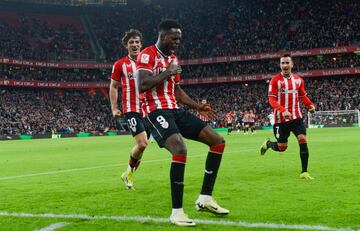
[137,60,181,92]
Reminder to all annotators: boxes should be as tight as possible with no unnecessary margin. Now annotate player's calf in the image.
[297,134,309,173]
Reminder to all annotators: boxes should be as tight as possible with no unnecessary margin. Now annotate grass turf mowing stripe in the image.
[0,149,256,181]
[35,222,70,231]
[0,211,355,231]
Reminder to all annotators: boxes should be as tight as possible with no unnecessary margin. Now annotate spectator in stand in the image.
[1,0,359,61]
[0,76,359,135]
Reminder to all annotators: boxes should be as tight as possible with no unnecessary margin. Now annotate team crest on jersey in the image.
[141,54,150,64]
[294,79,302,87]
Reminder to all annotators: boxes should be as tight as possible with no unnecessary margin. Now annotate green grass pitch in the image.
[0,128,359,231]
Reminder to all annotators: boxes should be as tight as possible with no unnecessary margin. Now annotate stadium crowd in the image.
[0,89,113,135]
[1,53,358,82]
[184,77,360,128]
[1,77,359,135]
[66,0,360,61]
[0,13,93,61]
[0,65,109,82]
[182,53,360,79]
[0,0,359,61]
[0,0,359,136]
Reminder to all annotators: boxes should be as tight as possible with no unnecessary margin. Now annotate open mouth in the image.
[131,47,139,52]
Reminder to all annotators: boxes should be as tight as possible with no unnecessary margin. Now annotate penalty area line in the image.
[0,211,356,231]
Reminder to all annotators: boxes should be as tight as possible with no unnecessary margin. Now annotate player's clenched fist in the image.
[308,105,316,113]
[282,111,292,120]
[167,60,182,76]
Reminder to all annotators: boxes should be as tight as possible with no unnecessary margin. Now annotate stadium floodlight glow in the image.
[308,110,360,128]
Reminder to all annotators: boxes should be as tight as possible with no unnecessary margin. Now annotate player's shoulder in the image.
[292,73,303,80]
[269,73,282,83]
[139,45,156,55]
[113,56,128,67]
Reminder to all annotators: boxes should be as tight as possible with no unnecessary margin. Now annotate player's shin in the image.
[128,154,141,172]
[171,154,186,209]
[299,143,309,173]
[201,142,225,195]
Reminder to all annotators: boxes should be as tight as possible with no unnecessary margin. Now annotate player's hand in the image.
[282,111,292,120]
[308,105,316,113]
[167,60,182,76]
[197,103,216,120]
[112,109,122,118]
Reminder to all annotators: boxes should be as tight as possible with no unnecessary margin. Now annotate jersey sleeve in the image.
[174,56,181,83]
[111,61,124,82]
[136,48,155,72]
[268,77,278,98]
[298,78,307,97]
[298,78,314,107]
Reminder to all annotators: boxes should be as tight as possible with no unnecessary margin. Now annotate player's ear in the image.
[159,31,166,40]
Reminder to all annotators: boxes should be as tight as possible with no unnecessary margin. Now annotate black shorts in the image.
[124,112,148,137]
[227,123,233,127]
[273,118,306,143]
[144,109,207,148]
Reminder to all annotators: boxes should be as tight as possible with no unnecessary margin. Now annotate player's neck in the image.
[155,41,171,56]
[128,54,137,61]
[281,72,292,79]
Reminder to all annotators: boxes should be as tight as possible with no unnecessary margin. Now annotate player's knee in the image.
[278,145,288,152]
[137,140,148,151]
[297,135,307,144]
[215,136,225,146]
[167,137,187,154]
[174,144,187,155]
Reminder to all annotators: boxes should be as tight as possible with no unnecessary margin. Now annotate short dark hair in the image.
[158,19,181,32]
[122,29,143,47]
[281,53,292,59]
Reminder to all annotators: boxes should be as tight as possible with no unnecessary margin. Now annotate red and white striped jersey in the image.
[225,112,234,124]
[111,55,143,114]
[268,73,307,124]
[136,45,180,115]
[197,113,209,122]
[242,112,250,123]
[248,113,256,123]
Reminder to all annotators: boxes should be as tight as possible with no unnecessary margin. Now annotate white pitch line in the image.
[0,149,255,181]
[0,211,356,231]
[35,222,70,231]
